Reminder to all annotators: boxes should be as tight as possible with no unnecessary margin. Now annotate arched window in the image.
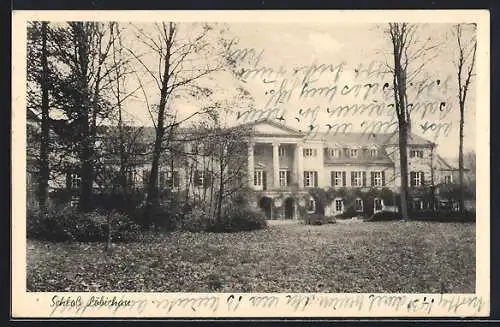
[374,197,384,213]
[354,197,364,212]
[307,197,316,213]
[334,197,344,214]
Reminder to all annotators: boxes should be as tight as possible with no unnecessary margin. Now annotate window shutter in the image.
[313,149,318,157]
[263,171,267,190]
[286,171,291,185]
[350,172,354,186]
[362,172,367,187]
[66,170,72,190]
[303,171,307,186]
[344,148,350,158]
[381,171,386,186]
[330,171,334,186]
[342,171,346,186]
[159,171,165,189]
[204,172,212,188]
[314,172,318,187]
[370,172,375,186]
[420,172,425,185]
[173,171,180,188]
[410,172,415,186]
[143,169,150,188]
[194,171,201,186]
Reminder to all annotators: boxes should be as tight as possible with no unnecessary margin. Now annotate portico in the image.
[247,140,304,190]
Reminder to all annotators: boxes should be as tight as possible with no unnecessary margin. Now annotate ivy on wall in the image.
[307,187,398,217]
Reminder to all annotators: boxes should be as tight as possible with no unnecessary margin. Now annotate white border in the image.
[11,10,490,318]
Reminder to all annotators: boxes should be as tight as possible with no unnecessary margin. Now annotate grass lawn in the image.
[26,220,475,293]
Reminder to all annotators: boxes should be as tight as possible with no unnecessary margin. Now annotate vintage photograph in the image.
[24,18,478,295]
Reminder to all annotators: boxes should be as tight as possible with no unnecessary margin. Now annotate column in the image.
[273,142,280,188]
[296,143,304,188]
[248,142,254,189]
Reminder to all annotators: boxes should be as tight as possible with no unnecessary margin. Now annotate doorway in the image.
[284,197,295,219]
[259,196,273,219]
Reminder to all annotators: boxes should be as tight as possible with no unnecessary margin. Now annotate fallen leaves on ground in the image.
[26,221,475,293]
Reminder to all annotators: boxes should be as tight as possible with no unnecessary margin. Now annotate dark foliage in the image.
[213,206,268,232]
[365,211,401,222]
[305,213,336,225]
[27,205,142,242]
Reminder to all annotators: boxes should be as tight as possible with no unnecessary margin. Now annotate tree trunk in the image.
[216,150,224,221]
[144,23,174,228]
[38,21,50,209]
[79,122,93,212]
[458,101,465,213]
[398,122,410,220]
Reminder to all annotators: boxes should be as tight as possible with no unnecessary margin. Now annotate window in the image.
[331,171,345,187]
[355,198,363,212]
[70,173,81,190]
[307,198,316,213]
[374,198,383,212]
[279,169,290,187]
[443,175,453,184]
[70,195,80,208]
[350,149,358,158]
[304,171,318,187]
[413,199,424,211]
[254,170,263,186]
[166,170,180,188]
[126,170,137,188]
[410,149,424,158]
[303,148,317,157]
[194,170,204,187]
[334,198,344,213]
[329,148,340,158]
[279,146,286,157]
[410,171,424,186]
[370,149,378,157]
[371,171,384,187]
[351,171,364,187]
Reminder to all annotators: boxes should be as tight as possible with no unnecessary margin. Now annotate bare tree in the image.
[125,22,224,226]
[384,23,442,220]
[454,23,477,213]
[48,22,122,211]
[26,22,52,209]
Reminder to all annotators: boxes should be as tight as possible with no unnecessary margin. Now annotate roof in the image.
[436,155,468,171]
[311,131,394,146]
[95,119,435,149]
[382,131,436,146]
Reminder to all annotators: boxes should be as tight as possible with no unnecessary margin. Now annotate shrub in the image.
[305,213,328,225]
[181,207,215,232]
[212,206,267,232]
[326,216,337,224]
[366,210,401,222]
[27,205,142,242]
[411,210,475,222]
[133,204,185,231]
[335,206,359,219]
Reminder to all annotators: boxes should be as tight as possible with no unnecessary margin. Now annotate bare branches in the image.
[455,23,477,106]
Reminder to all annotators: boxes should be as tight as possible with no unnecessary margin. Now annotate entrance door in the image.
[284,198,294,219]
[259,197,273,219]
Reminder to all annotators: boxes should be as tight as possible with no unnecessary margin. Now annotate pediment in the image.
[251,120,304,137]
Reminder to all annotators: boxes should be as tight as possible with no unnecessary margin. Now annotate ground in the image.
[26,220,475,293]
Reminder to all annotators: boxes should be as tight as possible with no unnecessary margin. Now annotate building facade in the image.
[27,116,461,218]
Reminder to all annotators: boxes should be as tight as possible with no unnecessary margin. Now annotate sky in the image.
[118,22,477,160]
